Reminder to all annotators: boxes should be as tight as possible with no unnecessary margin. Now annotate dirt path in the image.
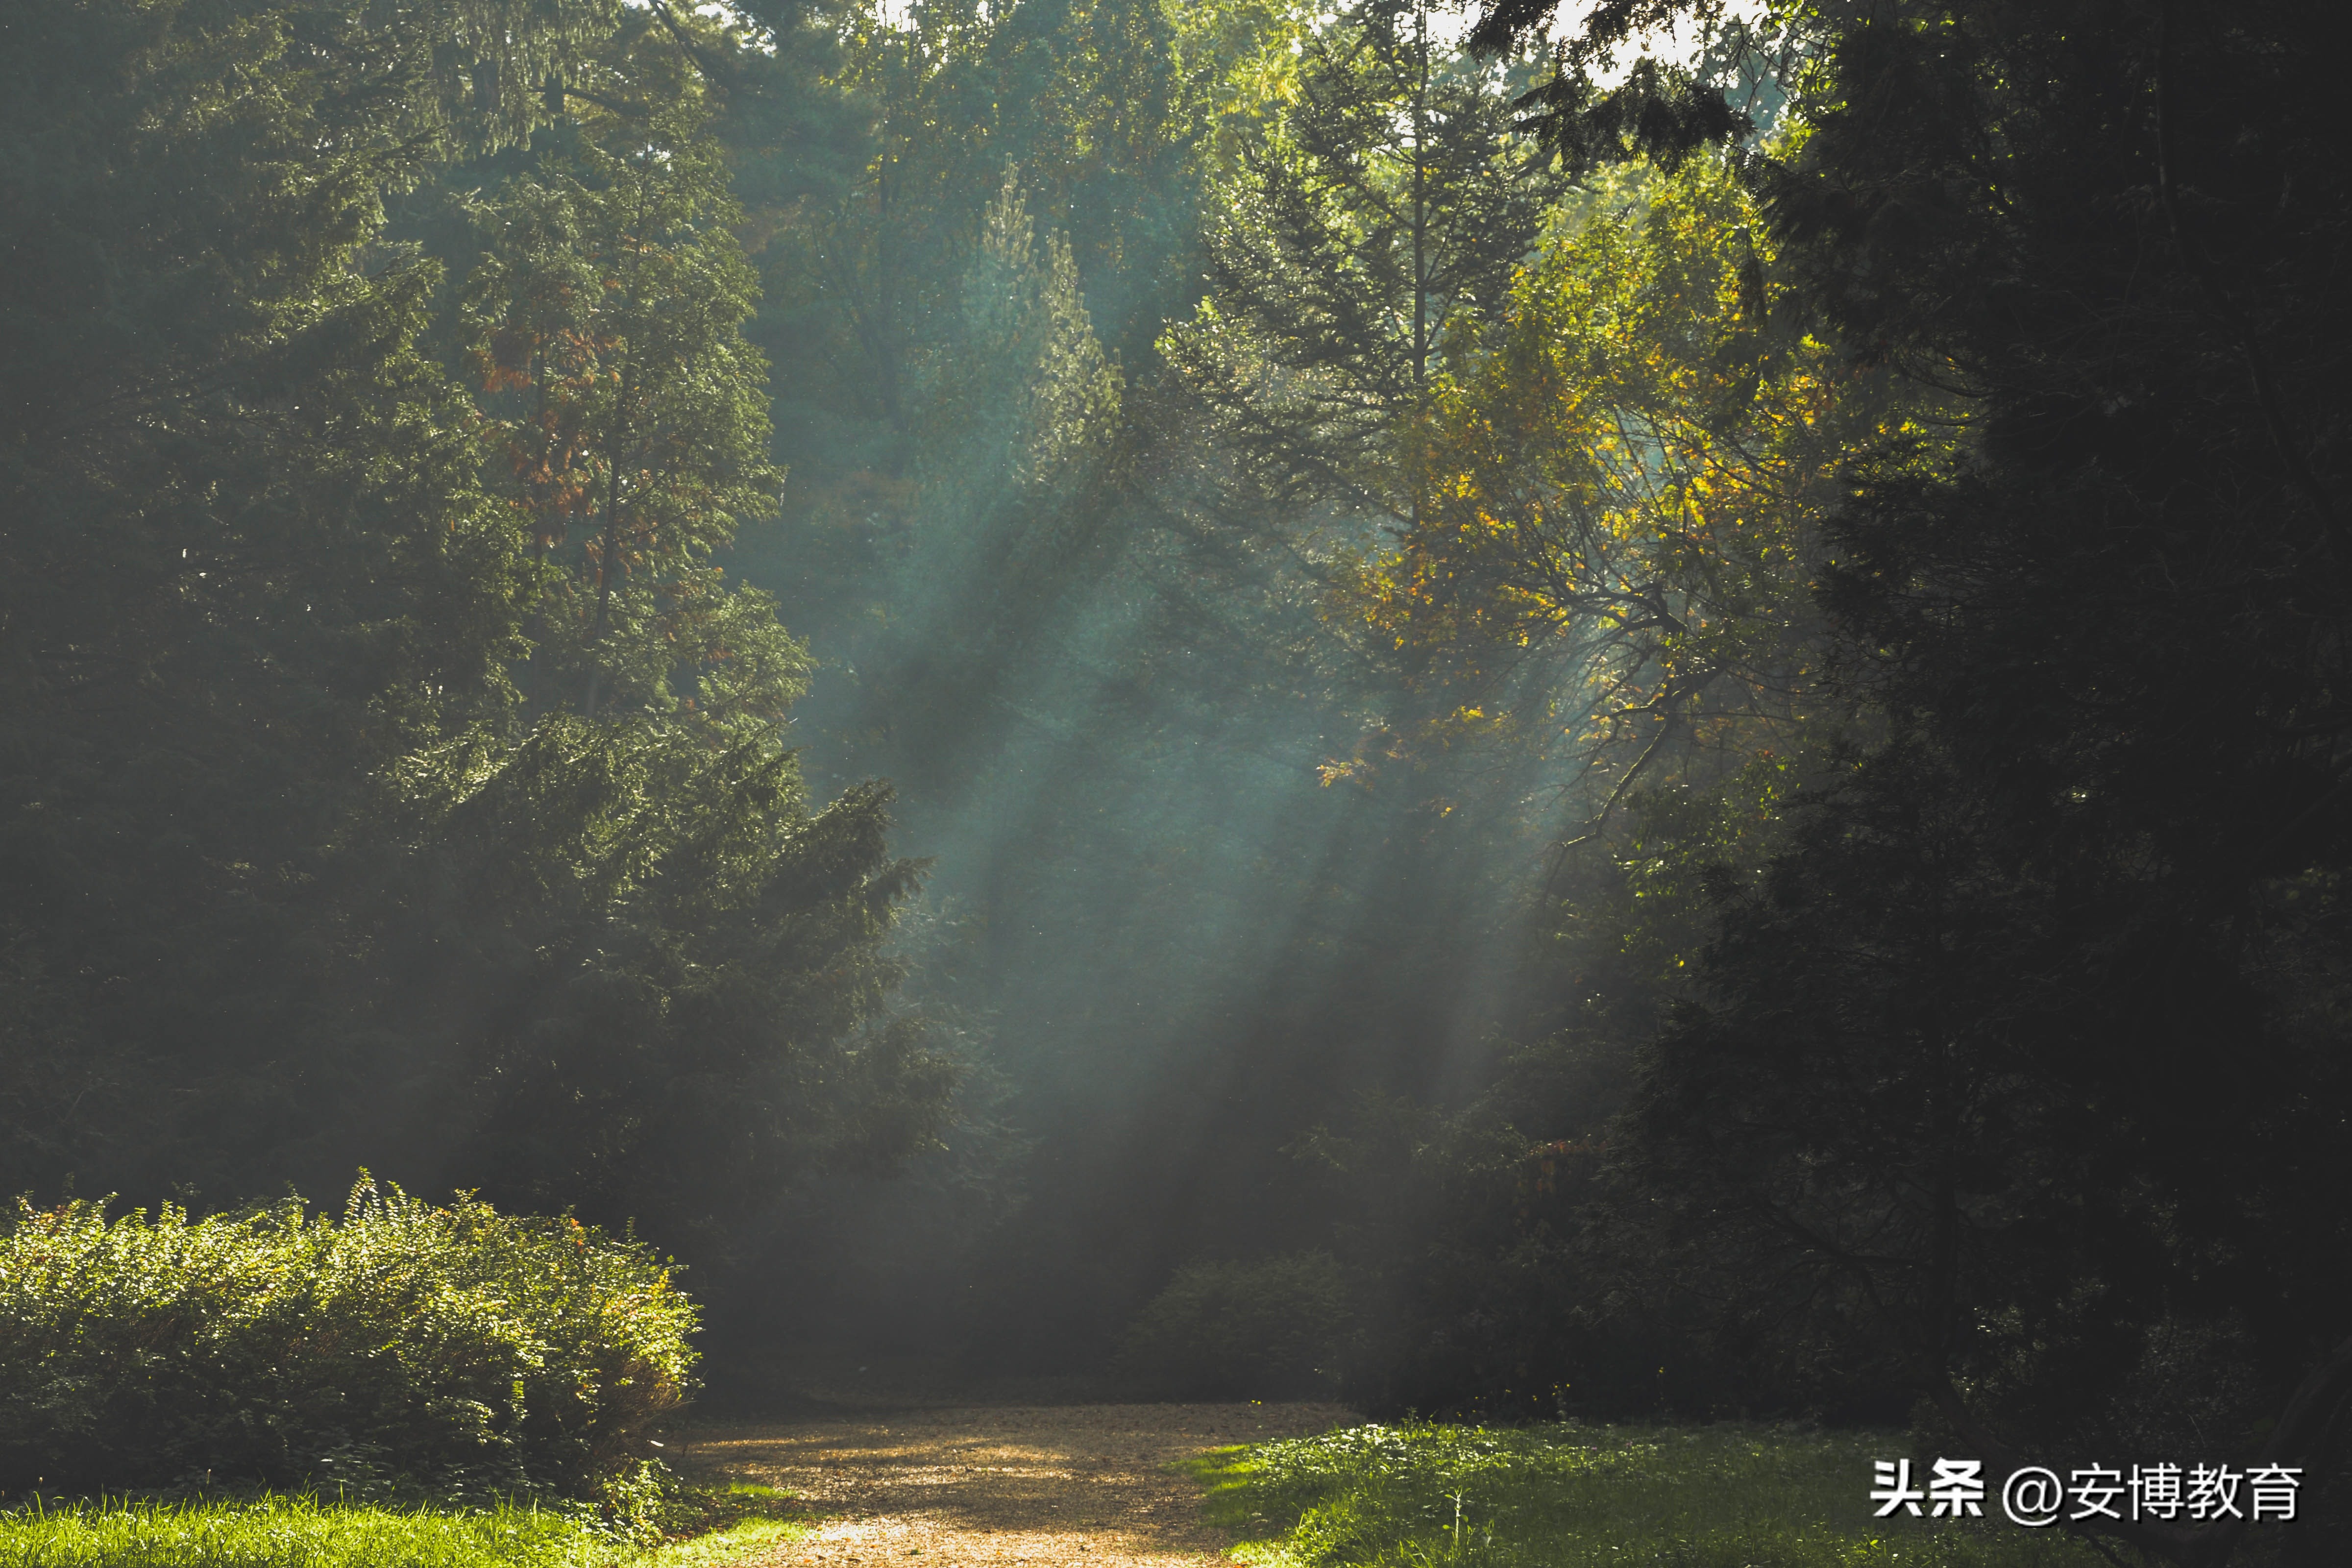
[681,1402,1353,1568]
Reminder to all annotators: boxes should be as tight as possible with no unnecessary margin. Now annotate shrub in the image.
[1115,1251,1353,1399]
[0,1178,697,1497]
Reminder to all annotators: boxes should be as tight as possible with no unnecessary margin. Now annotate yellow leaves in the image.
[1334,159,1918,809]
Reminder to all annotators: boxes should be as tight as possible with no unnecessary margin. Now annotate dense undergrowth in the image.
[0,1180,696,1497]
[1114,1253,1354,1399]
[1194,1423,2115,1568]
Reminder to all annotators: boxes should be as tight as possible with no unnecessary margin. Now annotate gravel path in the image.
[681,1402,1353,1568]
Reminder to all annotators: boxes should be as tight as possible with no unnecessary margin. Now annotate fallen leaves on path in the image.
[681,1401,1351,1568]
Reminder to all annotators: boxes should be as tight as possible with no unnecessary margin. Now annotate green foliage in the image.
[1161,0,1555,514]
[0,0,956,1244]
[18,5,2349,1556]
[1258,159,1876,1421]
[1406,2,2352,1558]
[950,170,1126,489]
[462,31,789,725]
[613,1477,801,1553]
[1162,0,1316,176]
[775,149,1137,801]
[0,1179,695,1497]
[0,0,550,1193]
[0,1492,807,1568]
[1197,1421,2109,1568]
[592,1461,677,1547]
[0,1495,623,1568]
[357,658,951,1251]
[749,0,1191,475]
[1115,1252,1354,1398]
[1341,156,1902,816]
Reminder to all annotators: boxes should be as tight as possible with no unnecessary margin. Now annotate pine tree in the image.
[0,0,957,1244]
[1160,0,1553,516]
[466,39,802,730]
[0,0,585,1195]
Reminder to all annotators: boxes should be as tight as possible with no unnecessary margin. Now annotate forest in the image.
[0,0,2346,1563]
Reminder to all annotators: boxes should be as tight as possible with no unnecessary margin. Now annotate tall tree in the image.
[1336,158,1909,833]
[463,35,795,727]
[1161,0,1553,517]
[1457,1,2352,1558]
[0,0,600,1195]
[0,0,956,1251]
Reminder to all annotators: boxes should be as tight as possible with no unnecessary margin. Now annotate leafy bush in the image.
[1115,1251,1353,1398]
[0,1178,697,1496]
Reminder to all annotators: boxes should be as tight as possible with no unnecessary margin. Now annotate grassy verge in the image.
[1191,1421,2112,1568]
[0,1488,809,1568]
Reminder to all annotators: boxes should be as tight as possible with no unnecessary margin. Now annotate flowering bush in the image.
[0,1177,697,1496]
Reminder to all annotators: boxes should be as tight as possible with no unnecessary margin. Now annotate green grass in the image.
[1191,1421,2113,1568]
[0,1493,808,1568]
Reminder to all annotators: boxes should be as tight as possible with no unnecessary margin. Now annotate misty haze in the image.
[1,0,2344,1565]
